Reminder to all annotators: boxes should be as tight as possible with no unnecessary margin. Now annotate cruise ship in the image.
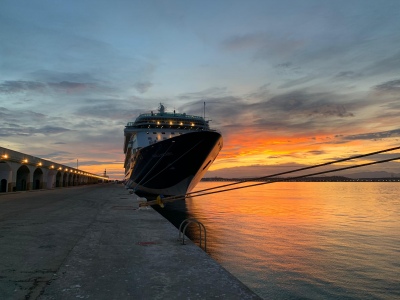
[123,104,223,198]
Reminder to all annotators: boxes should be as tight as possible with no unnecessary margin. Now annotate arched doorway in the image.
[0,161,11,192]
[63,173,68,187]
[56,171,62,187]
[1,179,7,192]
[16,165,30,191]
[33,168,43,189]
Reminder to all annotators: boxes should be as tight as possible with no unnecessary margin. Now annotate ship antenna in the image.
[204,101,205,119]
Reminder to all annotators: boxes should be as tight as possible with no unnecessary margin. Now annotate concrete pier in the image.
[0,184,261,299]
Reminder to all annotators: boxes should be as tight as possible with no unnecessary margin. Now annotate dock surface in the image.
[0,184,261,299]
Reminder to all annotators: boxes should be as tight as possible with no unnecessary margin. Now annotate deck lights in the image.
[1,154,8,159]
[22,159,28,163]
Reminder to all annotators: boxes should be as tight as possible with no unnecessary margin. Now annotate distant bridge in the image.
[0,147,108,193]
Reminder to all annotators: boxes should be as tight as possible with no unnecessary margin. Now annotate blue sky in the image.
[1,0,400,179]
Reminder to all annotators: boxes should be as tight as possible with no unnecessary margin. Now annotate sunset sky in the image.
[1,0,400,179]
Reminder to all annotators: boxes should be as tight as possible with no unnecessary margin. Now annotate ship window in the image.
[171,132,175,134]
[153,132,156,134]
[162,132,165,134]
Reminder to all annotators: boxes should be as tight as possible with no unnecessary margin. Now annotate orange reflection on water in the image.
[185,181,400,298]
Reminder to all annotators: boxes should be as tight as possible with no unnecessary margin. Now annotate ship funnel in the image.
[159,103,165,114]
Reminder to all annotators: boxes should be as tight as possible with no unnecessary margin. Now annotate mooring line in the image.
[181,155,400,200]
[186,145,400,197]
[139,146,400,207]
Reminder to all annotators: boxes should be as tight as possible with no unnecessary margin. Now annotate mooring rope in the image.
[185,145,400,197]
[139,145,400,207]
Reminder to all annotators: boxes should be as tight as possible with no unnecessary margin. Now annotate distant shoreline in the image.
[202,176,400,182]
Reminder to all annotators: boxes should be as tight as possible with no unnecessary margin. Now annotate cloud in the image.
[39,125,71,134]
[222,33,268,51]
[0,107,72,137]
[178,87,228,100]
[334,71,362,79]
[29,70,99,83]
[364,51,400,76]
[278,75,317,89]
[133,81,153,93]
[342,128,400,141]
[73,99,142,120]
[206,162,310,178]
[0,81,46,93]
[0,80,97,94]
[0,107,47,122]
[74,160,122,167]
[182,96,245,124]
[48,81,96,93]
[37,151,72,160]
[260,91,354,118]
[274,62,302,75]
[374,79,400,92]
[0,124,71,137]
[221,32,303,60]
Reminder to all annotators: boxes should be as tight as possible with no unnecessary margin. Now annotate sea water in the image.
[157,181,400,299]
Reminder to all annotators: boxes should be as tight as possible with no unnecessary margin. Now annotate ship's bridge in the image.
[126,113,209,130]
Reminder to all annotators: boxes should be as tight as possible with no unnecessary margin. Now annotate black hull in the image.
[124,131,222,197]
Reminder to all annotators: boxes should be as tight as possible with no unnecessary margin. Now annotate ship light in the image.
[169,121,173,125]
[1,154,8,159]
[157,121,160,125]
[22,159,28,163]
[191,123,194,126]
[180,122,183,125]
[50,165,54,169]
[37,162,42,166]
[65,168,68,171]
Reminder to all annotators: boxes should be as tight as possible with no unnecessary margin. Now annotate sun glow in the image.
[208,129,398,176]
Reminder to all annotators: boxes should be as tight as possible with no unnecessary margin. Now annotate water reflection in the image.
[151,182,400,299]
[181,181,400,299]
